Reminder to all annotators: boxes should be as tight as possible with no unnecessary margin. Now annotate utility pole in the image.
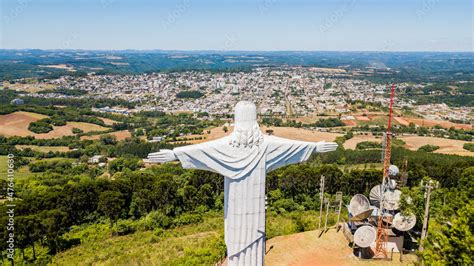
[419,179,439,253]
[324,198,330,233]
[318,175,325,233]
[335,192,343,230]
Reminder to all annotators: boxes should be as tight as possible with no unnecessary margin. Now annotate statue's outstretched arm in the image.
[314,141,338,153]
[147,149,177,163]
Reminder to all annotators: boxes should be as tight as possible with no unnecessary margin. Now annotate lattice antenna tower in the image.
[374,83,396,259]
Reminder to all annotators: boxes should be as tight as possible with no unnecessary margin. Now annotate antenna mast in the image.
[374,83,395,259]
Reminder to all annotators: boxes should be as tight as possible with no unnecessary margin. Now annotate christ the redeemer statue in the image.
[147,101,338,265]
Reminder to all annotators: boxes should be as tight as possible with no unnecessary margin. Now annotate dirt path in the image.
[264,229,416,266]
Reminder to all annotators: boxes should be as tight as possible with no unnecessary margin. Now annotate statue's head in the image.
[230,101,263,148]
[234,101,257,130]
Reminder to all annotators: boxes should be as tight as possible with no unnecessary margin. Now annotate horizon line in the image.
[1,48,473,53]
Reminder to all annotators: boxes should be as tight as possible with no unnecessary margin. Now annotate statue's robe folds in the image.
[173,135,317,266]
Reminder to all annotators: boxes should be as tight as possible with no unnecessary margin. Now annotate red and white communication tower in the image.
[374,83,396,259]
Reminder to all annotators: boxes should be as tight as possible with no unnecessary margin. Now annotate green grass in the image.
[16,145,70,153]
[51,215,226,266]
[357,115,401,126]
[50,210,344,265]
[0,155,38,181]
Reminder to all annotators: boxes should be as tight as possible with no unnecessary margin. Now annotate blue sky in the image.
[1,0,472,51]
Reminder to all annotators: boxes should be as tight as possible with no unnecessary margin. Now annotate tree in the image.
[98,191,125,227]
[129,190,152,218]
[422,201,473,265]
[100,134,118,145]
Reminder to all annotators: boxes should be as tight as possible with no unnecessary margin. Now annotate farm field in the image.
[3,81,57,93]
[404,118,471,130]
[81,129,132,141]
[35,122,109,139]
[343,133,474,156]
[399,136,474,156]
[15,145,70,153]
[343,134,382,150]
[0,111,49,137]
[0,155,37,181]
[185,126,342,144]
[99,117,119,126]
[0,111,110,138]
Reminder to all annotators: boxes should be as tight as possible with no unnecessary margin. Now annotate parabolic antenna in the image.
[393,213,416,231]
[387,179,397,190]
[354,225,377,248]
[349,208,373,222]
[389,165,399,177]
[349,194,370,216]
[369,185,383,207]
[383,189,402,211]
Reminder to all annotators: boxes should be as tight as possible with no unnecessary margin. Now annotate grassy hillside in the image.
[51,210,339,265]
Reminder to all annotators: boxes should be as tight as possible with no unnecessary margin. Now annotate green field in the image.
[16,145,71,153]
[0,155,37,181]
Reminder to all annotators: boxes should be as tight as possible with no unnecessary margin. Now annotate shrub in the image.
[72,127,83,134]
[28,120,53,133]
[418,144,440,152]
[113,219,137,236]
[146,211,172,229]
[173,213,203,227]
[272,198,303,213]
[355,141,381,150]
[314,118,344,128]
[463,143,474,152]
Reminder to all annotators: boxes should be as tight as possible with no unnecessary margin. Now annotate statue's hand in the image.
[147,149,177,163]
[316,141,338,153]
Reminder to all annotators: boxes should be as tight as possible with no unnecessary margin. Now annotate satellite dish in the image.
[349,208,373,222]
[393,213,416,231]
[349,194,370,216]
[354,225,377,248]
[389,165,399,177]
[370,185,402,211]
[369,185,383,207]
[388,179,397,190]
[383,189,402,210]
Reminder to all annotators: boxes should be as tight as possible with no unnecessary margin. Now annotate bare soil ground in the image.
[355,116,371,121]
[343,120,358,126]
[343,134,382,150]
[99,117,118,126]
[399,136,474,156]
[187,126,342,144]
[0,112,109,139]
[394,117,410,126]
[4,82,57,93]
[404,118,471,130]
[38,64,75,71]
[0,111,49,136]
[264,229,416,266]
[35,122,109,139]
[344,133,473,157]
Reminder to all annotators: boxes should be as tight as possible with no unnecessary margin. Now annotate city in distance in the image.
[0,49,472,265]
[0,0,473,264]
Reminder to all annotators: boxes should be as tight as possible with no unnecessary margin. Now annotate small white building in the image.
[10,98,24,105]
[88,155,104,164]
[148,136,164,143]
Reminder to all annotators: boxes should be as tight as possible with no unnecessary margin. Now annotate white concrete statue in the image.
[147,101,338,265]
